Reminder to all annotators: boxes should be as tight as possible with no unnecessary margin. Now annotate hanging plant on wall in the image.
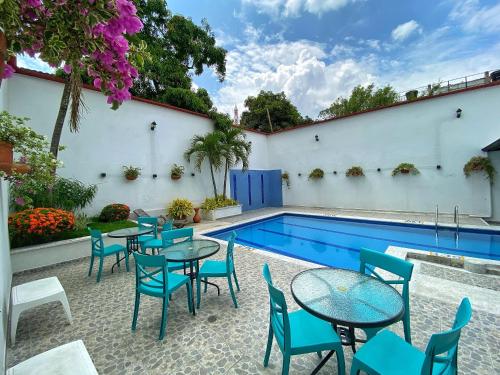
[123,165,141,181]
[281,172,291,188]
[170,164,185,180]
[346,166,364,177]
[308,168,324,180]
[463,156,495,181]
[392,163,419,176]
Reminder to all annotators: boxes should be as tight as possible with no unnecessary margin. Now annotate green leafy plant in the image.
[281,172,290,188]
[99,204,130,222]
[201,196,238,211]
[170,164,185,179]
[123,165,141,180]
[463,156,495,181]
[345,166,364,177]
[167,198,193,219]
[308,168,324,180]
[23,177,97,212]
[392,163,420,176]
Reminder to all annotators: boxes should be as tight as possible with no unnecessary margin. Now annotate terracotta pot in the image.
[400,168,410,174]
[171,174,181,180]
[11,163,31,174]
[193,208,201,223]
[125,174,138,181]
[0,141,13,165]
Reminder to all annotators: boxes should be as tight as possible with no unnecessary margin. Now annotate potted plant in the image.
[463,156,495,181]
[392,163,419,176]
[167,198,193,228]
[170,164,184,180]
[281,171,290,188]
[123,165,141,181]
[346,166,364,177]
[308,168,324,180]
[201,196,241,221]
[405,90,418,101]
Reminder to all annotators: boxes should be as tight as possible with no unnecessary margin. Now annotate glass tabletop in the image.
[107,227,153,238]
[159,239,220,262]
[291,268,404,328]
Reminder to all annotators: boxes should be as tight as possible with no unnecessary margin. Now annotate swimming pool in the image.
[206,213,500,270]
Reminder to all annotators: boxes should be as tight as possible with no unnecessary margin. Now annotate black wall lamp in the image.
[100,172,106,178]
[377,168,381,172]
[436,165,442,170]
[333,170,337,175]
[191,172,195,177]
[152,174,158,178]
[298,173,302,177]
[315,135,319,142]
[150,121,157,131]
[456,108,462,118]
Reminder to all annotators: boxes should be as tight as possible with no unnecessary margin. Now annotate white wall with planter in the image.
[267,85,500,216]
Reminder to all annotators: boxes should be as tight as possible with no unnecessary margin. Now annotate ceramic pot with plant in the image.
[170,164,185,180]
[346,166,364,177]
[123,165,141,180]
[463,156,496,181]
[308,168,325,180]
[392,163,419,176]
[281,172,290,188]
[167,198,193,228]
[193,207,201,223]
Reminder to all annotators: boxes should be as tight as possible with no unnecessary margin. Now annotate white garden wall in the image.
[490,151,500,221]
[267,85,500,216]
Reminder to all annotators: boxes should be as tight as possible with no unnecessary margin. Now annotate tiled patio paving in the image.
[7,244,499,374]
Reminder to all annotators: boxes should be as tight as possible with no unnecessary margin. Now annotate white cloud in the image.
[450,0,500,33]
[391,20,422,41]
[242,0,355,17]
[17,54,54,73]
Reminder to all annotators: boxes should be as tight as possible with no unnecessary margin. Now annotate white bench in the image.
[6,340,98,374]
[10,276,72,346]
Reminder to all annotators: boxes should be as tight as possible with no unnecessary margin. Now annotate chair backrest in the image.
[133,252,168,295]
[138,216,158,237]
[226,232,237,273]
[161,227,193,247]
[161,218,173,231]
[88,229,104,254]
[421,298,472,375]
[262,264,290,352]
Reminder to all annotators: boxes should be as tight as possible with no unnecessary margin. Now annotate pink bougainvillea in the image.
[1,0,144,109]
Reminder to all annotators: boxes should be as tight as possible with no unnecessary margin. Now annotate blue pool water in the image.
[207,213,500,270]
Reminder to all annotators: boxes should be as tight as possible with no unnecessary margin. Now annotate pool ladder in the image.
[454,205,460,246]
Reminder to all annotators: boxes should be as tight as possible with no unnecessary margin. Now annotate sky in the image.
[19,0,500,118]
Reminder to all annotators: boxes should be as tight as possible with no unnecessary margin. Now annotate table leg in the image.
[112,236,134,273]
[189,261,196,316]
[310,350,334,375]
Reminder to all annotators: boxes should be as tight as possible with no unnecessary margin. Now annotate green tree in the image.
[130,0,226,111]
[219,127,251,199]
[240,91,304,132]
[184,132,224,197]
[319,84,398,119]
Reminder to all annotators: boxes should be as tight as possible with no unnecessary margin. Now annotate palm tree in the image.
[220,127,251,199]
[184,132,224,197]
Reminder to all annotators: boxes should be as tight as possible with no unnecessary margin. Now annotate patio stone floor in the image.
[7,244,499,374]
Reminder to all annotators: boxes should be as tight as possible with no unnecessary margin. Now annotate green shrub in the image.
[167,198,193,219]
[308,168,324,180]
[201,196,238,211]
[463,156,495,181]
[25,177,97,212]
[99,204,130,222]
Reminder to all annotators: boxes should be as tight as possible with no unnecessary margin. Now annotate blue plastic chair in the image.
[196,232,240,308]
[350,297,472,375]
[88,229,129,283]
[140,219,173,255]
[262,264,345,375]
[131,253,193,340]
[359,247,414,343]
[137,216,158,252]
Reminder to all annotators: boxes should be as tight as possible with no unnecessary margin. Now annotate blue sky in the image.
[19,0,500,118]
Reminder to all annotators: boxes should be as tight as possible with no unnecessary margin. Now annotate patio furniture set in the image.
[7,216,472,374]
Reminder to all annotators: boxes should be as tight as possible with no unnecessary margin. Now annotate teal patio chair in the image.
[196,232,240,308]
[350,297,472,375]
[359,247,414,343]
[140,219,173,255]
[88,229,129,283]
[131,253,193,340]
[262,264,345,375]
[137,216,158,251]
[160,227,193,272]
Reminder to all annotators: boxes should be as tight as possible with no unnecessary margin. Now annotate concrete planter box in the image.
[202,205,242,221]
[10,235,124,273]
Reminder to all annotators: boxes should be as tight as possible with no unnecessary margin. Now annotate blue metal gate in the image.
[230,170,283,211]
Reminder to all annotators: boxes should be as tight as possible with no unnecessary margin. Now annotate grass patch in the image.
[10,220,137,249]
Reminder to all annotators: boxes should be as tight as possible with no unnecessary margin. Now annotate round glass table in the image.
[107,227,154,272]
[160,239,220,315]
[291,268,404,373]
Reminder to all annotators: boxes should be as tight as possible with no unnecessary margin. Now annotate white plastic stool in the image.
[6,340,98,374]
[10,276,72,346]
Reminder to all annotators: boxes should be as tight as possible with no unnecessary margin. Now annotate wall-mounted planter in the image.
[346,166,364,177]
[202,204,242,221]
[463,156,495,181]
[171,174,181,180]
[392,163,419,176]
[123,165,141,180]
[308,168,324,180]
